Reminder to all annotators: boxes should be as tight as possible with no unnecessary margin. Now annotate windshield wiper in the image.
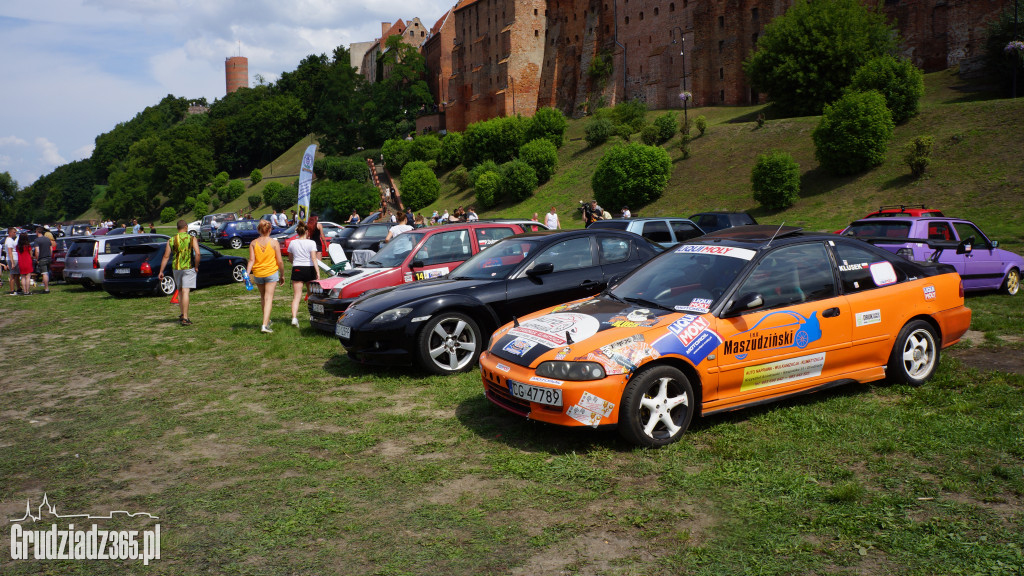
[623,296,672,311]
[602,290,625,303]
[366,260,385,267]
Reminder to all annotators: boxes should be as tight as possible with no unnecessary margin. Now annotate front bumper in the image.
[337,307,417,366]
[479,351,629,429]
[307,294,356,335]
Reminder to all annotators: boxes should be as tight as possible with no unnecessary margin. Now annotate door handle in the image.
[580,280,600,289]
[822,307,840,318]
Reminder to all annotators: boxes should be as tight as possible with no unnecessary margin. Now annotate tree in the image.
[326,157,368,182]
[398,164,440,211]
[984,1,1024,95]
[848,56,924,124]
[310,180,378,217]
[0,171,19,223]
[499,160,538,202]
[525,107,569,148]
[313,45,368,155]
[263,181,294,212]
[751,151,801,210]
[91,94,190,182]
[585,117,614,147]
[652,112,678,144]
[518,138,558,183]
[475,171,501,208]
[812,90,894,175]
[249,168,263,186]
[382,139,413,172]
[438,132,463,168]
[358,36,433,146]
[592,143,672,210]
[903,135,934,178]
[744,0,897,116]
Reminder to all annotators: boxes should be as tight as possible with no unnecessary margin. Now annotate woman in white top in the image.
[287,222,320,327]
[384,213,414,243]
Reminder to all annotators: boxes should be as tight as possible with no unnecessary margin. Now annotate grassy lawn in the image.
[1,262,1021,574]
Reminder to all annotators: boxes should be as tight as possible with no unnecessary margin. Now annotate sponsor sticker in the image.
[586,351,629,375]
[503,338,536,356]
[552,300,590,312]
[577,391,614,417]
[554,346,572,360]
[675,244,756,260]
[668,315,712,347]
[741,352,826,391]
[414,267,449,281]
[855,310,882,327]
[566,404,603,427]
[676,297,713,313]
[838,262,868,272]
[923,285,936,301]
[529,376,564,386]
[722,310,822,359]
[403,272,414,283]
[508,313,600,347]
[652,315,723,366]
[869,261,898,287]
[495,363,511,372]
[625,309,653,322]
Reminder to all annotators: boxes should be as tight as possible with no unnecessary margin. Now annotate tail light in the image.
[221,230,228,237]
[92,250,100,269]
[959,279,964,298]
[140,261,153,276]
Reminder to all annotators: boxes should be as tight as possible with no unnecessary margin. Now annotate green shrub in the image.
[848,55,925,124]
[160,206,177,223]
[249,168,263,186]
[584,117,615,147]
[903,135,934,178]
[247,193,262,210]
[263,181,293,211]
[751,151,801,210]
[812,90,894,175]
[469,160,501,187]
[694,116,707,136]
[183,196,196,212]
[640,124,661,146]
[401,161,432,180]
[211,171,229,189]
[462,116,527,167]
[679,134,693,159]
[612,99,647,133]
[382,139,413,172]
[224,179,245,202]
[615,124,633,142]
[518,138,558,183]
[450,167,471,189]
[653,112,678,143]
[475,171,501,208]
[410,134,441,163]
[196,191,211,205]
[592,143,672,210]
[326,157,368,182]
[399,165,440,211]
[310,180,378,217]
[313,157,332,179]
[439,132,463,168]
[525,107,569,148]
[193,200,209,219]
[499,160,538,202]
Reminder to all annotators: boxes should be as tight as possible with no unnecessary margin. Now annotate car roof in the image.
[699,225,804,243]
[689,211,751,216]
[849,216,964,224]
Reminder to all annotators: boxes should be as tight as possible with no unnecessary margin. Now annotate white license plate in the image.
[508,380,563,407]
[56,257,65,262]
[68,272,82,279]
[312,303,325,314]
[115,268,130,275]
[336,324,351,339]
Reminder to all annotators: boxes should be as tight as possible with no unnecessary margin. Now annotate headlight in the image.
[370,307,413,324]
[535,361,606,381]
[329,288,343,298]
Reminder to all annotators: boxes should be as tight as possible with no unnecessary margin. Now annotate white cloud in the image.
[36,138,67,167]
[0,136,30,147]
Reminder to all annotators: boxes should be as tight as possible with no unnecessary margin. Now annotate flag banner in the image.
[297,144,316,223]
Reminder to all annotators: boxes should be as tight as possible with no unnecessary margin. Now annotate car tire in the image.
[232,264,247,283]
[229,237,243,250]
[157,274,176,296]
[618,365,695,448]
[189,230,198,237]
[887,320,940,387]
[417,312,481,375]
[1001,268,1020,296]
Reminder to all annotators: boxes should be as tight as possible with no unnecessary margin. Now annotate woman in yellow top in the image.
[246,220,285,333]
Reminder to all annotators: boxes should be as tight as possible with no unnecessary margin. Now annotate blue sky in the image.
[0,0,452,189]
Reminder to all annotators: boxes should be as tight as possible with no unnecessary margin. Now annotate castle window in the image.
[535,30,539,36]
[751,7,759,21]
[752,33,758,44]
[654,7,659,15]
[575,35,579,41]
[720,90,725,101]
[534,8,537,15]
[605,24,610,33]
[718,40,724,53]
[718,15,724,27]
[640,11,644,20]
[684,0,688,7]
[625,16,630,24]
[719,67,724,79]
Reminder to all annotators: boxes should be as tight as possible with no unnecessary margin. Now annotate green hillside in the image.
[421,70,1023,247]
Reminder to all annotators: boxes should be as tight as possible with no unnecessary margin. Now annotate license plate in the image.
[312,303,325,314]
[508,380,563,407]
[56,257,65,262]
[115,268,130,275]
[68,272,82,279]
[336,324,351,339]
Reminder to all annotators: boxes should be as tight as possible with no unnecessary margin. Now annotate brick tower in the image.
[225,56,248,94]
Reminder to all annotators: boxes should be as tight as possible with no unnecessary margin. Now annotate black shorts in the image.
[291,266,316,282]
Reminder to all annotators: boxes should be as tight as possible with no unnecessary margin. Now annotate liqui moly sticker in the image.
[668,315,712,346]
[923,285,936,301]
[675,245,756,260]
[676,297,713,313]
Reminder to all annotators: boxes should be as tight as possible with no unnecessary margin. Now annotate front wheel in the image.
[231,264,247,283]
[888,320,940,386]
[1002,268,1020,296]
[417,312,481,375]
[188,230,198,237]
[618,365,695,447]
[229,236,243,250]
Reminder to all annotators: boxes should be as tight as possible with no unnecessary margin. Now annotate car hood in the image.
[348,276,498,313]
[316,266,399,294]
[488,296,722,371]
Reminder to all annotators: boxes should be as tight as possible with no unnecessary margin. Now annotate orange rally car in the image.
[480,226,971,447]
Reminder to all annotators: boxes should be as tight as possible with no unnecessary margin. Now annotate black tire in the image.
[1002,268,1020,296]
[156,274,176,296]
[618,365,695,447]
[229,236,243,250]
[887,320,940,386]
[231,264,247,283]
[417,312,481,375]
[188,230,198,237]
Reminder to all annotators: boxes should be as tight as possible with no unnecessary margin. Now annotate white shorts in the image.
[173,268,197,289]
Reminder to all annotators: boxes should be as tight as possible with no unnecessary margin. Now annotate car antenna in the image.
[765,222,786,248]
[513,316,520,328]
[565,331,574,345]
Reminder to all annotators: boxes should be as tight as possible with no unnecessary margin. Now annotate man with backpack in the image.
[158,220,201,326]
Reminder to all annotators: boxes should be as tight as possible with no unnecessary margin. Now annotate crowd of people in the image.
[2,226,56,296]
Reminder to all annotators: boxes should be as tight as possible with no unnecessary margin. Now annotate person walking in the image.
[287,222,320,328]
[247,220,285,334]
[544,207,561,230]
[384,213,413,243]
[158,220,201,326]
[16,234,34,295]
[32,226,54,294]
[5,227,20,295]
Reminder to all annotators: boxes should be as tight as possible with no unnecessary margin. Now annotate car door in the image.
[712,242,852,405]
[639,220,673,247]
[499,236,602,320]
[196,245,225,287]
[670,220,704,242]
[597,235,637,282]
[950,221,1006,291]
[409,229,472,281]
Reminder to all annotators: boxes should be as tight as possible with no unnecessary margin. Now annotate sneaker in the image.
[291,317,299,327]
[261,325,273,333]
[42,290,50,294]
[8,292,16,296]
[181,318,193,326]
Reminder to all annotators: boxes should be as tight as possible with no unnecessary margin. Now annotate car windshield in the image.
[364,232,425,268]
[844,221,912,239]
[450,238,540,280]
[608,245,754,311]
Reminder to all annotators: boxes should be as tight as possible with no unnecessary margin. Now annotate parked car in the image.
[199,212,238,242]
[330,221,396,253]
[688,212,757,233]
[833,205,945,234]
[280,221,348,253]
[214,219,285,250]
[587,217,705,247]
[187,220,201,237]
[103,242,247,296]
[51,235,88,281]
[843,216,1023,295]
[479,226,972,447]
[66,223,93,237]
[308,222,544,334]
[335,229,662,374]
[63,233,168,288]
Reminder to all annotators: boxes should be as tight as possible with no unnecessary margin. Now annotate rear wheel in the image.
[618,365,695,447]
[188,230,198,237]
[231,264,247,283]
[888,320,939,386]
[1002,268,1020,296]
[157,274,176,296]
[229,236,243,250]
[417,312,481,375]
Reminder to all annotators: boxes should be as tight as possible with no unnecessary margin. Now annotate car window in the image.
[736,243,837,310]
[589,220,628,230]
[103,238,128,254]
[926,221,953,241]
[832,241,909,294]
[533,237,593,272]
[671,221,703,242]
[452,239,537,280]
[951,222,991,249]
[199,245,216,258]
[844,221,912,239]
[475,227,515,247]
[67,242,95,257]
[641,221,672,243]
[416,230,472,265]
[364,225,389,239]
[599,236,631,264]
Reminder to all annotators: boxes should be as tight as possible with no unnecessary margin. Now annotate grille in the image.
[483,377,529,417]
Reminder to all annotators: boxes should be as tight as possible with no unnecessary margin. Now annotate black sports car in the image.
[335,230,662,374]
[103,242,247,296]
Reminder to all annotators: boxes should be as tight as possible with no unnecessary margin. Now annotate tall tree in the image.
[313,45,368,155]
[361,36,433,144]
[91,95,190,182]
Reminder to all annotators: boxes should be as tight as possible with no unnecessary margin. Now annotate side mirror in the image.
[527,262,555,277]
[956,238,973,255]
[991,240,999,248]
[411,260,424,268]
[724,292,763,316]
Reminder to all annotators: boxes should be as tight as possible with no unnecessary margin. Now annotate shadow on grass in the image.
[798,165,860,199]
[879,173,917,191]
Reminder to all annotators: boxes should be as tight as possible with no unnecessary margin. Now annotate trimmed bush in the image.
[584,117,615,147]
[247,193,262,210]
[193,200,209,219]
[848,55,925,124]
[160,206,177,223]
[640,124,661,146]
[196,191,211,205]
[615,124,633,142]
[518,138,558,183]
[224,179,245,202]
[813,90,895,175]
[475,171,501,208]
[469,160,501,187]
[525,107,569,148]
[249,168,263,186]
[653,112,677,144]
[211,171,229,189]
[462,116,527,167]
[410,134,441,163]
[450,167,471,189]
[263,181,293,211]
[183,196,196,212]
[310,180,378,218]
[751,151,801,210]
[326,157,368,182]
[904,135,934,178]
[612,100,647,133]
[382,139,413,172]
[399,165,440,211]
[499,160,538,202]
[592,143,672,210]
[439,132,464,168]
[313,157,333,179]
[694,116,708,136]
